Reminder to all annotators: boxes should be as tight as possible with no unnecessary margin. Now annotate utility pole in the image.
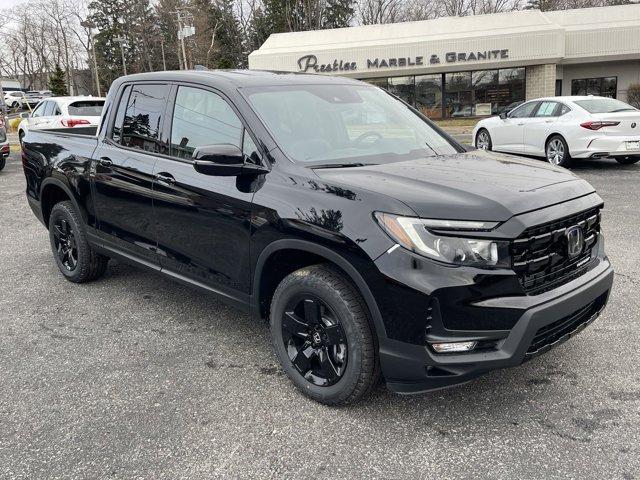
[114,36,128,76]
[81,19,101,96]
[173,10,195,70]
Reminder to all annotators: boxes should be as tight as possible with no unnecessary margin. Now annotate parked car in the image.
[17,96,106,141]
[473,95,640,167]
[4,91,25,109]
[0,116,8,171]
[21,71,613,405]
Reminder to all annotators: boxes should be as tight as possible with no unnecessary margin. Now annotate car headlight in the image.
[374,212,510,268]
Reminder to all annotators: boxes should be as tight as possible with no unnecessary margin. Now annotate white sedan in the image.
[473,96,640,167]
[18,96,105,141]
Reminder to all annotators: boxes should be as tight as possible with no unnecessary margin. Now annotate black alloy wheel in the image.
[52,216,78,271]
[282,295,348,387]
[270,265,379,406]
[48,201,108,283]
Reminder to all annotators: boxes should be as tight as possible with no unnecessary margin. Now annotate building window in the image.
[365,78,388,89]
[360,66,525,119]
[497,68,525,114]
[571,77,617,98]
[415,74,442,119]
[387,76,415,106]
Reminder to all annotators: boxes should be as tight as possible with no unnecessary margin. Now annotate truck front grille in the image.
[512,207,601,295]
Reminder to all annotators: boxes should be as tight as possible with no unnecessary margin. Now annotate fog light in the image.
[430,341,477,353]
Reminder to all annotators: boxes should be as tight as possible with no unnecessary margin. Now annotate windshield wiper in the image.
[311,162,375,169]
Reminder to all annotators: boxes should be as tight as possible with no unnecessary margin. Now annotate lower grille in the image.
[526,293,607,356]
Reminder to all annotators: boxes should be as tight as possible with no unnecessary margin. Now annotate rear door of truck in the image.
[91,82,171,266]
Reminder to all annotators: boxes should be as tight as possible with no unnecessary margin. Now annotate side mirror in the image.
[499,112,508,120]
[192,144,269,176]
[20,112,31,119]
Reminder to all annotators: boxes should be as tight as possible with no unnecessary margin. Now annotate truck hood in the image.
[313,150,595,222]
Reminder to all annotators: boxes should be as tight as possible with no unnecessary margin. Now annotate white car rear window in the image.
[575,98,637,114]
[68,101,105,116]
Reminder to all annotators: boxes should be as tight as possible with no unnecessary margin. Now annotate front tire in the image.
[48,201,108,283]
[546,135,572,167]
[269,265,379,406]
[476,129,492,151]
[615,156,640,165]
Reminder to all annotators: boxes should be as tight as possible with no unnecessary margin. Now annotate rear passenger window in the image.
[535,101,558,117]
[120,84,170,154]
[111,85,131,144]
[170,86,242,159]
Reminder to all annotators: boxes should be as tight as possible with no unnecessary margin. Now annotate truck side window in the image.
[170,86,242,159]
[111,85,131,144]
[242,130,260,165]
[120,84,171,154]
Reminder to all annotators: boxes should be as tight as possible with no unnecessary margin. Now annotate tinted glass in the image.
[571,77,618,98]
[243,130,260,165]
[558,104,570,116]
[415,74,442,119]
[68,100,105,116]
[387,76,415,106]
[111,85,131,144]
[510,101,538,118]
[535,101,558,117]
[575,98,636,113]
[243,84,457,165]
[497,68,525,113]
[170,86,242,159]
[445,72,472,118]
[121,84,170,153]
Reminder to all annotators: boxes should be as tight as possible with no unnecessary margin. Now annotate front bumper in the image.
[379,259,613,393]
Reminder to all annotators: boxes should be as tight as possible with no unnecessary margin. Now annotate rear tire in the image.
[48,201,108,283]
[615,156,640,165]
[546,135,572,167]
[269,264,380,406]
[476,129,492,151]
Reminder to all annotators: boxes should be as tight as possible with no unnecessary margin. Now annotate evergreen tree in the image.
[48,64,68,96]
[323,0,354,28]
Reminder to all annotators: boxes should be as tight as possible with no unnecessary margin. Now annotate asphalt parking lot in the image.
[1,150,639,479]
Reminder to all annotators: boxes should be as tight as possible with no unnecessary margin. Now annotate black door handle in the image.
[98,157,112,167]
[155,172,176,185]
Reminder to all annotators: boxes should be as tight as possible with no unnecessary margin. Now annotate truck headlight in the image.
[374,212,510,268]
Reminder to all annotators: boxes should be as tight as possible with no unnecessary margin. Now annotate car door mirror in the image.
[499,112,508,120]
[192,144,245,176]
[20,112,31,119]
[192,144,269,176]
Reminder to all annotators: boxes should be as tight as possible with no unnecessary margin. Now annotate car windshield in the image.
[575,98,637,113]
[68,100,105,116]
[241,84,458,165]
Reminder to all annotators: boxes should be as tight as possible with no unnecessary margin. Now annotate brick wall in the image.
[526,64,557,99]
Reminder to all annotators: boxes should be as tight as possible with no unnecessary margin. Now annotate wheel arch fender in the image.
[40,177,88,227]
[252,239,388,341]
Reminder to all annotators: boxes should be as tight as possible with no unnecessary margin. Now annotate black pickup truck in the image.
[21,71,613,405]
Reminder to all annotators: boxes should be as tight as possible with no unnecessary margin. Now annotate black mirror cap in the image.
[192,143,269,176]
[499,112,508,120]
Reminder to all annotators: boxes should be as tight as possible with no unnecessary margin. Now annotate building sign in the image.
[297,50,509,73]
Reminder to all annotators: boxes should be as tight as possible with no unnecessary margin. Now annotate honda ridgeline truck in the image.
[21,71,613,405]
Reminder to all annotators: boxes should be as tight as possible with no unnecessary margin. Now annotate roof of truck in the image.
[114,69,363,89]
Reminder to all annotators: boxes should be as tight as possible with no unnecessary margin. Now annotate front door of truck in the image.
[92,83,171,264]
[151,85,258,301]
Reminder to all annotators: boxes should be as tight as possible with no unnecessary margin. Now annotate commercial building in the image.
[248,4,640,119]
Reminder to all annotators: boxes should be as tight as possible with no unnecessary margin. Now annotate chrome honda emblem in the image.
[566,226,584,259]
